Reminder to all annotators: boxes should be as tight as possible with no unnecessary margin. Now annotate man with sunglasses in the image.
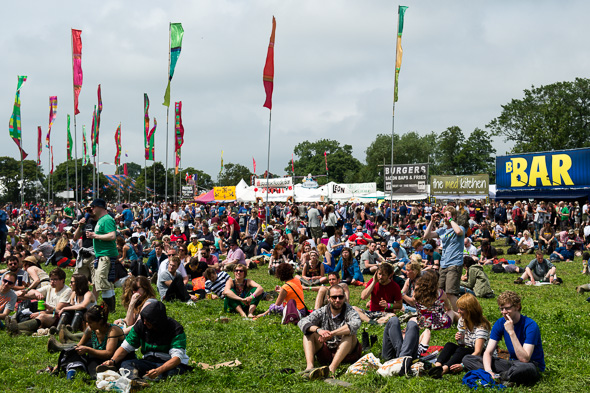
[297,285,362,380]
[463,291,545,386]
[0,272,18,324]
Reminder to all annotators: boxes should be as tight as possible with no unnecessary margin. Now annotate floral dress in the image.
[416,289,452,330]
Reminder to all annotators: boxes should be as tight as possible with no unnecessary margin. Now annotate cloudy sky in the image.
[2,0,589,181]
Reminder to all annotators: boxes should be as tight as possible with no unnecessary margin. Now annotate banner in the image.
[46,96,57,148]
[66,114,73,160]
[496,148,590,190]
[214,186,236,201]
[263,16,276,110]
[385,163,428,194]
[146,119,156,160]
[253,157,256,174]
[331,183,377,195]
[181,185,194,199]
[254,177,293,188]
[144,93,150,159]
[163,23,184,107]
[37,126,42,165]
[82,125,89,165]
[96,84,102,146]
[91,105,97,156]
[430,175,489,196]
[72,29,83,115]
[174,101,184,174]
[8,75,28,159]
[114,124,121,166]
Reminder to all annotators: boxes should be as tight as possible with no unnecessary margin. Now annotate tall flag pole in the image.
[144,93,150,200]
[263,16,276,219]
[163,22,184,203]
[389,5,408,224]
[9,76,28,206]
[66,115,72,200]
[96,85,102,198]
[174,101,185,203]
[115,123,121,203]
[71,29,83,204]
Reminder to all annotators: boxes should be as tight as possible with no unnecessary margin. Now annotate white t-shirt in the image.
[38,285,72,309]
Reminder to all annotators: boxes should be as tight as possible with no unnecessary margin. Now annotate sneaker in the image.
[514,277,524,284]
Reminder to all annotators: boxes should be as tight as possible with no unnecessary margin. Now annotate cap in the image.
[424,244,434,250]
[90,198,107,209]
[392,242,400,249]
[568,229,575,235]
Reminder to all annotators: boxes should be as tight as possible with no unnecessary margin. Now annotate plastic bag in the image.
[96,369,132,393]
[346,353,381,375]
[376,356,412,377]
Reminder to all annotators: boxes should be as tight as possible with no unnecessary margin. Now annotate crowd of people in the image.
[0,197,588,387]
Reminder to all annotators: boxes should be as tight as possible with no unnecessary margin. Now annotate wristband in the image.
[448,218,453,222]
[387,303,391,310]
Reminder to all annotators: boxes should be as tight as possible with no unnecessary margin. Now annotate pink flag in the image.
[72,29,83,115]
[253,157,256,174]
[291,154,295,174]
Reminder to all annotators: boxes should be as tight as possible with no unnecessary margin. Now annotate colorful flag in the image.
[220,150,224,173]
[37,126,42,165]
[96,85,102,146]
[193,173,198,183]
[146,118,156,160]
[185,172,190,183]
[66,114,73,160]
[114,123,121,166]
[394,6,409,103]
[291,154,295,174]
[263,16,276,110]
[90,105,97,156]
[72,29,83,115]
[324,151,328,172]
[174,101,185,174]
[123,163,128,176]
[82,125,89,165]
[163,23,184,107]
[253,157,256,174]
[144,93,150,159]
[50,145,54,174]
[8,75,28,159]
[45,96,57,148]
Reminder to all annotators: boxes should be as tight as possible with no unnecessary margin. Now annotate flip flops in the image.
[307,366,329,381]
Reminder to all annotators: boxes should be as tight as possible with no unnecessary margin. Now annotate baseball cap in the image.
[392,242,400,249]
[90,198,107,209]
[424,244,433,250]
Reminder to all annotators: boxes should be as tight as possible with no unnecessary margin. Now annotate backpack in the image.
[491,264,505,273]
[462,369,506,390]
[281,299,301,325]
[506,244,519,255]
[514,208,523,223]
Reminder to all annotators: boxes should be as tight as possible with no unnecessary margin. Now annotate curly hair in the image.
[275,262,294,282]
[457,293,490,331]
[121,276,157,313]
[86,302,109,325]
[414,270,439,308]
[497,291,522,312]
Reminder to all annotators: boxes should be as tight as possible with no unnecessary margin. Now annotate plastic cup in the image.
[37,300,46,311]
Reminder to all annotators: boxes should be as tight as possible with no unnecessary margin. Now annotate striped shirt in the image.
[458,317,490,348]
[205,271,230,298]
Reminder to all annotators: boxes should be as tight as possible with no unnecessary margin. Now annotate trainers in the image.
[514,277,524,284]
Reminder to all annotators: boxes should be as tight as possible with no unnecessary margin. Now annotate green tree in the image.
[0,157,44,204]
[287,139,362,185]
[487,77,590,153]
[50,159,108,202]
[457,128,496,181]
[218,163,252,186]
[134,162,167,201]
[434,126,464,175]
[116,162,142,178]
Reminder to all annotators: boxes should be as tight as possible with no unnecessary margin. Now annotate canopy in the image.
[195,189,215,203]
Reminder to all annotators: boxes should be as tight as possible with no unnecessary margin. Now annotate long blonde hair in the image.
[54,235,69,253]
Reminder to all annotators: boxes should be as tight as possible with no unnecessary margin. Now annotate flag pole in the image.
[118,163,121,204]
[164,23,171,204]
[20,129,24,207]
[144,157,147,201]
[97,142,100,198]
[265,110,272,225]
[153,162,156,203]
[47,144,51,203]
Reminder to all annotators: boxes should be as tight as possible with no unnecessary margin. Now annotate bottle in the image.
[66,369,76,380]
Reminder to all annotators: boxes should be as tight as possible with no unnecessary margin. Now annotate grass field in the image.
[1,241,590,392]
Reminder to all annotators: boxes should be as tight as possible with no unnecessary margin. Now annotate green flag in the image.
[163,23,184,107]
[394,6,408,103]
[67,114,73,160]
[8,75,28,159]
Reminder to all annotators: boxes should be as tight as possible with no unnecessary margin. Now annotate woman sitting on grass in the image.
[479,239,498,265]
[223,266,265,318]
[298,249,327,287]
[427,293,490,379]
[268,244,289,275]
[255,263,306,319]
[460,256,494,298]
[21,255,50,290]
[114,276,158,334]
[401,261,421,313]
[318,243,335,273]
[333,247,364,286]
[55,274,97,333]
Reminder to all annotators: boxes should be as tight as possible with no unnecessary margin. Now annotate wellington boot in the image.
[59,326,83,343]
[70,313,84,333]
[47,336,76,353]
[16,318,41,336]
[56,312,72,332]
[103,296,116,314]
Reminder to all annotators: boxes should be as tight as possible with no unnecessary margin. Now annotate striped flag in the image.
[324,151,328,172]
[82,125,89,165]
[146,119,156,160]
[71,29,83,115]
[37,126,42,165]
[114,123,121,165]
[163,23,184,107]
[174,101,184,174]
[95,85,102,147]
[8,76,28,159]
[91,105,97,156]
[144,93,150,159]
[253,157,256,174]
[262,16,276,110]
[66,114,73,160]
[46,96,57,148]
[394,6,409,103]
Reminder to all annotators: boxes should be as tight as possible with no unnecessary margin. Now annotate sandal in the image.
[307,366,329,381]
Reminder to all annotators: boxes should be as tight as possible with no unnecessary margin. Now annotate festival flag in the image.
[324,151,328,172]
[146,119,156,160]
[37,126,42,165]
[50,146,54,174]
[82,125,89,165]
[144,93,150,159]
[114,123,121,166]
[72,29,83,115]
[91,105,97,156]
[163,23,184,107]
[253,157,256,174]
[174,101,185,174]
[291,154,294,174]
[124,163,128,176]
[46,96,57,148]
[8,75,28,159]
[66,114,73,160]
[185,172,190,183]
[262,16,276,110]
[220,150,224,173]
[95,85,102,146]
[394,6,409,103]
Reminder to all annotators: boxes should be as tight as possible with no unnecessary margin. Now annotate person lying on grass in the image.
[427,293,490,379]
[353,263,402,325]
[463,290,545,386]
[297,285,362,380]
[255,263,306,319]
[223,266,264,318]
[100,301,192,381]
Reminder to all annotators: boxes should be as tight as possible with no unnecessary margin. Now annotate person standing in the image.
[423,205,465,311]
[86,199,118,313]
[307,203,322,246]
[0,205,8,263]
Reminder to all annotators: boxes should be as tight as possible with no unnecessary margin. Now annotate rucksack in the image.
[281,299,301,325]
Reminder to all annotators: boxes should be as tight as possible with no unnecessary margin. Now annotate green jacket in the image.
[461,265,493,297]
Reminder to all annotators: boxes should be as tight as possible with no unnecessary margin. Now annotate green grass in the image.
[2,242,590,392]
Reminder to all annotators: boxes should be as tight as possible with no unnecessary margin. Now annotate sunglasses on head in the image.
[2,279,15,285]
[330,295,345,300]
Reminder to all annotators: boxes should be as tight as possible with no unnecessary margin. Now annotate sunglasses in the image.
[330,295,345,300]
[235,270,246,273]
[2,279,15,285]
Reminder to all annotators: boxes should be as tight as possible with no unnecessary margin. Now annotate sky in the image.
[2,0,590,181]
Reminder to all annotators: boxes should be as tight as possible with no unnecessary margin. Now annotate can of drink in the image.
[275,285,281,291]
[457,328,465,346]
[206,293,212,300]
[37,300,46,311]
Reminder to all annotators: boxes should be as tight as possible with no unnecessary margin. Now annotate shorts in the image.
[310,226,323,240]
[93,256,115,292]
[285,228,292,235]
[438,265,462,296]
[361,268,373,275]
[315,340,362,366]
[75,253,96,283]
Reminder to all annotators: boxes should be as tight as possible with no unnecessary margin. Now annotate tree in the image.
[218,163,252,187]
[457,128,496,181]
[487,77,590,153]
[286,139,362,185]
[0,157,44,204]
[434,126,464,175]
[49,159,109,202]
[116,162,142,178]
[134,162,167,201]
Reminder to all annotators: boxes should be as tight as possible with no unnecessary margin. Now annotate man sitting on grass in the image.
[0,272,18,326]
[463,291,545,386]
[204,267,230,299]
[297,285,362,380]
[353,263,402,324]
[514,251,558,285]
[312,272,350,310]
[157,256,198,302]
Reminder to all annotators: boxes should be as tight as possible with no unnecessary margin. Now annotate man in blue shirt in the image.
[463,291,544,386]
[122,205,134,228]
[423,205,464,310]
[550,241,575,262]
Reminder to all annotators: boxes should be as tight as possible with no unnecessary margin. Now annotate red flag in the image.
[123,163,128,176]
[50,146,54,174]
[324,151,328,172]
[291,154,294,174]
[37,126,42,166]
[262,16,276,110]
[253,157,256,174]
[71,29,83,115]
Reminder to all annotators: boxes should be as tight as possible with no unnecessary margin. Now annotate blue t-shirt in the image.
[554,247,575,261]
[435,225,465,268]
[218,206,226,217]
[490,315,545,371]
[122,209,134,222]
